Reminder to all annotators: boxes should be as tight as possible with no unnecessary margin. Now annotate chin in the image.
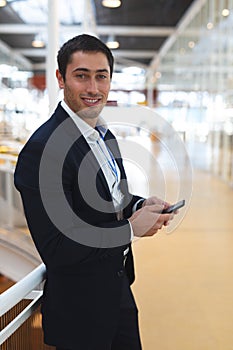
[79,104,104,120]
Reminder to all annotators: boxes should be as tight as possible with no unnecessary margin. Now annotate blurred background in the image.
[0,1,233,350]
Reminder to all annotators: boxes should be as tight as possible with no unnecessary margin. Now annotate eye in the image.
[75,73,87,80]
[97,74,108,80]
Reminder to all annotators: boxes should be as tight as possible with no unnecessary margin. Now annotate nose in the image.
[86,77,98,94]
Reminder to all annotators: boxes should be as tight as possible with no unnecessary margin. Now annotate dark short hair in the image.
[57,34,114,81]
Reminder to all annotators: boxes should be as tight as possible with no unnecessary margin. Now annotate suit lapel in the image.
[74,134,112,199]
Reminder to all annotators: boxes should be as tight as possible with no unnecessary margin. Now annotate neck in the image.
[80,116,98,128]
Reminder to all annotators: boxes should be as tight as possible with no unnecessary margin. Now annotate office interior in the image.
[0,0,233,349]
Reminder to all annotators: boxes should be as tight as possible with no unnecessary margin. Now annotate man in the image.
[14,34,175,350]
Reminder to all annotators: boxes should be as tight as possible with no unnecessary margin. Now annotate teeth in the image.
[85,99,98,103]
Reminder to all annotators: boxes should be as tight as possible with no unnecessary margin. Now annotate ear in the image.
[56,69,65,89]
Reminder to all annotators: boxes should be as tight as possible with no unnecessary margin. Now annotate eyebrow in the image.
[72,67,109,74]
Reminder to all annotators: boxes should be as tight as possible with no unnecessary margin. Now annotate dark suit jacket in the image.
[14,103,142,348]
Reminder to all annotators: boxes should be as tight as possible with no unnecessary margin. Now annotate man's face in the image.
[56,51,111,124]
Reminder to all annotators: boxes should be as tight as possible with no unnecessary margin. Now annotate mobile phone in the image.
[162,199,185,214]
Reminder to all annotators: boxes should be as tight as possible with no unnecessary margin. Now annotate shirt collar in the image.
[61,100,108,141]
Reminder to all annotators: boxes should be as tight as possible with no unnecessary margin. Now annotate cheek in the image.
[101,84,110,96]
[65,84,79,98]
[64,87,81,106]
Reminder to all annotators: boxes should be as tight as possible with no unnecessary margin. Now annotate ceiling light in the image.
[222,8,230,17]
[188,41,195,49]
[32,34,45,48]
[106,35,119,49]
[207,22,213,30]
[0,0,7,7]
[102,0,121,8]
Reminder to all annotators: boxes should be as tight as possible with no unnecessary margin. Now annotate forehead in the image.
[68,51,110,73]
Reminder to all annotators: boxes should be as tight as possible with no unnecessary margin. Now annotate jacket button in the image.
[117,269,124,277]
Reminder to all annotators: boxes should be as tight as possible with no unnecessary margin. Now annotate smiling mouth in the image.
[82,97,102,106]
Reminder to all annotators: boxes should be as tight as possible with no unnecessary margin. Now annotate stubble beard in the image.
[77,103,105,120]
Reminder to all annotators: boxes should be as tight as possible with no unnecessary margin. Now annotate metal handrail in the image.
[0,263,46,317]
[0,290,43,345]
[0,263,46,345]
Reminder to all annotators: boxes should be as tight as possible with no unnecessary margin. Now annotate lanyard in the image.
[96,131,119,182]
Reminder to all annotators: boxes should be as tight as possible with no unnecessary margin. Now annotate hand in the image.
[129,204,174,237]
[141,195,170,211]
[141,196,172,226]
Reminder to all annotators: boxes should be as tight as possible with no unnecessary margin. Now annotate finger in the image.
[162,213,174,221]
[146,204,165,213]
[164,220,170,226]
[144,228,158,236]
